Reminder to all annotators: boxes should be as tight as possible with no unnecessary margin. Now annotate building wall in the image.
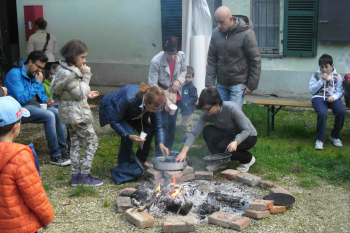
[16,0,163,94]
[223,0,350,99]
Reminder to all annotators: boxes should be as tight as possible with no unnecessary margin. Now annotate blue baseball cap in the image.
[0,96,30,127]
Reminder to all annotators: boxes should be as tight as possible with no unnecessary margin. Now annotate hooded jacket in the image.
[4,59,49,105]
[99,85,164,145]
[206,15,261,90]
[309,68,343,101]
[148,51,187,94]
[0,142,54,233]
[50,60,93,124]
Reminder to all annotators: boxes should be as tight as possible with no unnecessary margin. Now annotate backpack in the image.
[343,74,350,108]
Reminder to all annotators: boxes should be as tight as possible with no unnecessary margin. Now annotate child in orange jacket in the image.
[0,96,54,233]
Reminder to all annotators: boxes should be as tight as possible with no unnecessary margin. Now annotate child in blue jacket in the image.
[179,66,198,142]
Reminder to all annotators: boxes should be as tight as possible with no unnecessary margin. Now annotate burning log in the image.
[138,200,155,212]
[197,202,220,215]
[161,197,193,215]
[207,192,245,209]
[132,190,149,201]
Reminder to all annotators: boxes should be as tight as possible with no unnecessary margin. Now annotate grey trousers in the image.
[70,123,98,175]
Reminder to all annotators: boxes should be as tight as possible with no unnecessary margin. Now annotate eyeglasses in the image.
[34,61,45,70]
[202,105,214,112]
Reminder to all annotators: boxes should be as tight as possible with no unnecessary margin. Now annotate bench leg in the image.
[267,105,270,135]
[272,105,275,132]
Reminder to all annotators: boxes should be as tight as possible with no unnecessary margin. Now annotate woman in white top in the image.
[26,18,58,69]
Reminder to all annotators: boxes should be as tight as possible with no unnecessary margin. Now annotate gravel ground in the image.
[15,99,350,233]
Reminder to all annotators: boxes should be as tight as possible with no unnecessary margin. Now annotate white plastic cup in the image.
[140,131,147,139]
[139,131,147,150]
[169,104,178,115]
[39,103,47,110]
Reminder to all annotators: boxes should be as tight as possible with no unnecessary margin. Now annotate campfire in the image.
[118,163,294,232]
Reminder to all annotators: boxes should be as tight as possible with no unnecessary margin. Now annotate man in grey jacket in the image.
[206,6,261,108]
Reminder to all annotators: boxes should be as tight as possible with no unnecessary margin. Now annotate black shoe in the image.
[62,151,70,160]
[50,156,71,166]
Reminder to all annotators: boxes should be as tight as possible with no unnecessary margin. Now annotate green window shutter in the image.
[161,0,182,47]
[283,0,318,56]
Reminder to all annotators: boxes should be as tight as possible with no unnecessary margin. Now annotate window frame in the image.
[251,0,282,58]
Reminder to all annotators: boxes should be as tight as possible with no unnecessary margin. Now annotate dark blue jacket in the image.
[5,60,49,105]
[179,82,198,115]
[99,85,164,144]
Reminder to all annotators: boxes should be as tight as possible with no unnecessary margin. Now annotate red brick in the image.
[270,187,292,195]
[145,168,163,180]
[259,180,274,188]
[125,208,154,228]
[249,200,274,211]
[208,211,250,231]
[182,173,195,182]
[270,205,286,214]
[116,197,132,213]
[119,188,137,197]
[236,173,261,186]
[221,169,241,180]
[195,171,213,180]
[245,209,271,219]
[164,170,183,179]
[182,166,194,175]
[163,215,196,232]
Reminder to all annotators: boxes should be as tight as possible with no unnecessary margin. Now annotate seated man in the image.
[5,50,70,166]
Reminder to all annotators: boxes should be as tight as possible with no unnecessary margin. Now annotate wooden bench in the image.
[195,100,247,106]
[252,100,349,135]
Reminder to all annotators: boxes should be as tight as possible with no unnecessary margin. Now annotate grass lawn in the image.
[90,103,350,189]
[33,103,350,232]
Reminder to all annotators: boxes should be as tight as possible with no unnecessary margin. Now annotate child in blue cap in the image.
[0,96,54,232]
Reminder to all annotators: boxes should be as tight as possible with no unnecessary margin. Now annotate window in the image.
[206,0,222,29]
[161,0,182,47]
[252,0,280,55]
[283,0,318,57]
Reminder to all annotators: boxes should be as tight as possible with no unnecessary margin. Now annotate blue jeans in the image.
[311,98,346,142]
[21,104,67,157]
[117,119,154,164]
[53,105,71,147]
[216,82,245,108]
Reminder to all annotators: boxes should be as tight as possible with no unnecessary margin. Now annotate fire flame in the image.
[171,187,182,198]
[155,183,161,197]
[173,176,176,185]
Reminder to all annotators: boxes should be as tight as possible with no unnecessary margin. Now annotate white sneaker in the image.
[315,140,323,150]
[236,156,256,172]
[329,136,343,147]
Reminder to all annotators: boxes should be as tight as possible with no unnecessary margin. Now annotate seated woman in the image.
[99,83,169,168]
[176,87,257,172]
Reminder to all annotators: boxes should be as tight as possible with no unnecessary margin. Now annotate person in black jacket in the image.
[99,83,169,168]
[206,6,261,108]
[179,66,198,142]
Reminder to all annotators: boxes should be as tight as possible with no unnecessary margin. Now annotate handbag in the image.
[110,137,145,185]
[42,33,50,52]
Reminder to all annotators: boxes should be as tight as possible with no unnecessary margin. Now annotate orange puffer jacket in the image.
[0,142,54,233]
